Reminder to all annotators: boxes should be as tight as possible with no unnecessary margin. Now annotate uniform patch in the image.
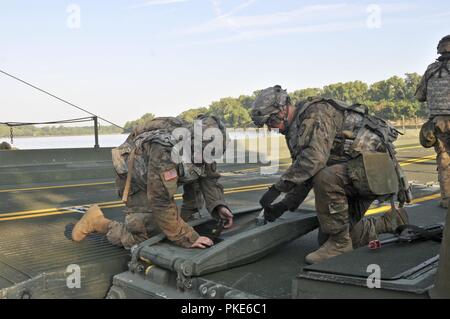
[163,168,178,181]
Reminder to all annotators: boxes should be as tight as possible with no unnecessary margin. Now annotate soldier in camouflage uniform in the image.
[416,35,450,209]
[72,115,233,249]
[251,86,410,264]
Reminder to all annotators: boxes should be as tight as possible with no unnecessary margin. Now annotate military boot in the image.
[72,205,111,242]
[375,207,409,234]
[305,231,353,264]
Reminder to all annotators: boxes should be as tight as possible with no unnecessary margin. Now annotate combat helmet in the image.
[437,35,450,54]
[251,85,290,127]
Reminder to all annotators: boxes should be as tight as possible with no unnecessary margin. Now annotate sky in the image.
[0,0,449,127]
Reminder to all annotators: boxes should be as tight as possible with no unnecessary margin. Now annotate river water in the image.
[1,131,273,150]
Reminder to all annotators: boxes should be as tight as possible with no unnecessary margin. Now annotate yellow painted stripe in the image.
[0,210,79,221]
[365,193,441,216]
[0,181,115,193]
[0,186,441,222]
[0,183,273,221]
[0,152,437,221]
[0,200,125,218]
[400,155,436,167]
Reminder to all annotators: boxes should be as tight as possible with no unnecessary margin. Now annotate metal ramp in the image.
[107,208,319,299]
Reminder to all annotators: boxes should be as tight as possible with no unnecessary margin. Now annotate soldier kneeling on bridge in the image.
[251,86,411,264]
[72,115,233,249]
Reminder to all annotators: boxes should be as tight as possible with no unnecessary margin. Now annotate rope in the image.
[0,69,124,129]
[1,117,95,127]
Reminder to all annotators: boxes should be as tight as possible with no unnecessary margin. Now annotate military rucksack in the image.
[112,117,185,201]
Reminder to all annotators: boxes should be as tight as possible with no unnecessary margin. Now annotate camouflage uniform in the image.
[416,41,450,207]
[274,99,404,248]
[107,118,228,249]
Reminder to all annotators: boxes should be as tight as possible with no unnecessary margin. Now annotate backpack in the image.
[112,117,185,199]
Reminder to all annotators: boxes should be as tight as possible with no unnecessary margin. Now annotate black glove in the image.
[264,202,288,222]
[259,185,281,208]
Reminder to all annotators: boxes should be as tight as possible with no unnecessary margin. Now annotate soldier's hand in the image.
[191,236,214,249]
[264,202,288,222]
[260,185,281,208]
[217,206,233,229]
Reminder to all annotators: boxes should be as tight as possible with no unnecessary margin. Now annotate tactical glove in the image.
[264,202,288,222]
[260,185,281,208]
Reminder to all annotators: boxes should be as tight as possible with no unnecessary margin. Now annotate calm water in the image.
[1,131,273,150]
[2,134,128,150]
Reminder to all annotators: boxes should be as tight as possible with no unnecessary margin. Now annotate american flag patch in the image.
[163,169,178,181]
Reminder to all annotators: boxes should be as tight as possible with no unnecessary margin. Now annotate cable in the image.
[1,117,95,127]
[0,69,124,129]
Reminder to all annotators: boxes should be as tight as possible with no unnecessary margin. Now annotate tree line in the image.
[0,124,122,138]
[177,73,426,128]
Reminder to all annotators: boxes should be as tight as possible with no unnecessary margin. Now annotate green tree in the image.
[123,113,155,133]
[290,88,322,104]
[178,107,209,123]
[208,98,252,128]
[323,81,368,103]
[368,76,406,101]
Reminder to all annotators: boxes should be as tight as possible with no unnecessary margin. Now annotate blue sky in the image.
[0,0,449,126]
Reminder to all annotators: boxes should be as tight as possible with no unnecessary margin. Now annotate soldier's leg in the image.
[434,117,450,208]
[306,164,353,264]
[106,212,159,249]
[180,182,204,221]
[348,199,376,248]
[106,190,159,249]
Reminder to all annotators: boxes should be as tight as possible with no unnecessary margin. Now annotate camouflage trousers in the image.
[433,116,450,206]
[106,184,204,249]
[313,161,390,248]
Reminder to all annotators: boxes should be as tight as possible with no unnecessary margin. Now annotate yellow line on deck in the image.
[0,187,441,222]
[400,154,436,167]
[0,153,438,221]
[365,193,441,216]
[0,181,115,193]
[0,183,272,221]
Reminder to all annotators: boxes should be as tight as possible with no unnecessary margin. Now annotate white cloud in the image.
[181,3,349,35]
[176,20,363,47]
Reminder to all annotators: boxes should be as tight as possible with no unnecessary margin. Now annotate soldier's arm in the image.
[147,144,200,248]
[415,63,439,102]
[275,103,338,192]
[415,72,428,102]
[198,162,229,220]
[281,179,313,210]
